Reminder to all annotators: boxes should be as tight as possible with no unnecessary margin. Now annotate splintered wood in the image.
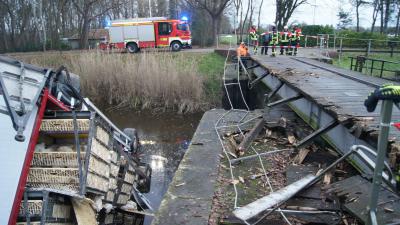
[236,118,265,155]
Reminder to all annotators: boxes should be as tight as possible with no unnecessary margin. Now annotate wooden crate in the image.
[108,177,118,190]
[88,155,110,176]
[91,139,111,163]
[96,126,110,146]
[121,183,133,195]
[110,163,119,177]
[124,171,136,184]
[87,172,110,193]
[40,119,90,133]
[105,189,116,202]
[110,151,118,164]
[27,168,110,193]
[117,193,130,205]
[27,168,79,192]
[31,152,85,168]
[17,223,73,225]
[18,193,73,223]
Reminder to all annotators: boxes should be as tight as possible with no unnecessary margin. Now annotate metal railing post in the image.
[367,100,393,225]
[305,35,308,48]
[339,38,343,63]
[367,39,372,56]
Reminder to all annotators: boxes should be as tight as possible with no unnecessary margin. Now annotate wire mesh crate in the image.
[17,190,74,224]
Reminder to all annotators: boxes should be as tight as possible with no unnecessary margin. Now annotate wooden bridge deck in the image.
[251,55,400,150]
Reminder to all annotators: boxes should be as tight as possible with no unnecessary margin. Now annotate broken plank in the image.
[233,174,316,221]
[237,119,265,153]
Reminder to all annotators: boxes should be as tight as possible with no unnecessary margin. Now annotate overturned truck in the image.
[0,56,152,225]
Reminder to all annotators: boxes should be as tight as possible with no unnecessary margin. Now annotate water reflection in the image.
[102,109,202,225]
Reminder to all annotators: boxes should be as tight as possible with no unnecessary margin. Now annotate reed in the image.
[12,51,222,113]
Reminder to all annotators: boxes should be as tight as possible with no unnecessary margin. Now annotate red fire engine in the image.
[100,17,192,53]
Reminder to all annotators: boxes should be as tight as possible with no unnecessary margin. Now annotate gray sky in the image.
[248,0,379,28]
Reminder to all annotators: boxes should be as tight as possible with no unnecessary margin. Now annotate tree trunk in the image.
[80,12,90,49]
[380,0,384,33]
[383,0,391,33]
[371,0,379,33]
[211,15,218,46]
[257,0,264,30]
[356,2,360,32]
[396,8,400,37]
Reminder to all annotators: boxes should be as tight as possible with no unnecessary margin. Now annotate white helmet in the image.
[284,25,288,30]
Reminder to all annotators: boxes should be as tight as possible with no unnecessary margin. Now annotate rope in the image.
[214,47,292,225]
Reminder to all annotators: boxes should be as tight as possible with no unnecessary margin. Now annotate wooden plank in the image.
[327,176,400,224]
[233,174,316,221]
[237,118,264,154]
[251,55,400,156]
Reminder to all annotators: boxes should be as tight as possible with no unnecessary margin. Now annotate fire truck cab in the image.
[103,17,192,53]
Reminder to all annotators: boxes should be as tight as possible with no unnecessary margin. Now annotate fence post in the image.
[367,39,372,56]
[305,35,308,48]
[333,35,336,51]
[339,38,343,63]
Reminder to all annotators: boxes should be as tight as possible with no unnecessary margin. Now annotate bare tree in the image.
[257,0,264,30]
[183,0,231,45]
[396,0,400,36]
[275,0,307,30]
[73,0,118,49]
[370,0,381,32]
[350,0,368,32]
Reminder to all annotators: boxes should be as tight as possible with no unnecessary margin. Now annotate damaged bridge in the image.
[153,51,400,225]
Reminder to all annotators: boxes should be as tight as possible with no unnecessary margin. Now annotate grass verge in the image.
[332,52,400,79]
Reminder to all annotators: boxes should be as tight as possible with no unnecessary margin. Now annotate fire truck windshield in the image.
[177,23,189,31]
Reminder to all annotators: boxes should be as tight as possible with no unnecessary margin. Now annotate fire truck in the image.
[100,17,192,53]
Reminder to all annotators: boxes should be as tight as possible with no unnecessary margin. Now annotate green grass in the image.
[198,53,225,105]
[333,52,400,79]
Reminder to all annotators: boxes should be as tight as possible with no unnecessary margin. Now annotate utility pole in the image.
[311,0,317,25]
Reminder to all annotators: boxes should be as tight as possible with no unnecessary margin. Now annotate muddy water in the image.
[103,109,203,225]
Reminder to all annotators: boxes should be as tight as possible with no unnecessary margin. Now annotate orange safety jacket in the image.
[237,45,249,56]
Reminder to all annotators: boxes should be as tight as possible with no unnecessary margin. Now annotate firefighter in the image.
[237,42,249,57]
[280,25,291,55]
[260,31,270,55]
[269,24,279,57]
[249,25,259,54]
[290,23,302,56]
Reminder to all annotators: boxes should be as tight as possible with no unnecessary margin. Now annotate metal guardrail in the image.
[349,56,400,79]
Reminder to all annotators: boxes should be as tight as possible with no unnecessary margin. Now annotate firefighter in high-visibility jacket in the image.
[269,24,279,57]
[280,26,291,55]
[249,25,259,54]
[290,24,302,56]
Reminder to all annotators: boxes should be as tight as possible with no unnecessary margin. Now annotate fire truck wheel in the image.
[127,43,139,53]
[123,128,140,152]
[170,41,182,52]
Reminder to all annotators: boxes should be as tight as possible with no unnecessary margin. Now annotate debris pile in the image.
[210,110,374,225]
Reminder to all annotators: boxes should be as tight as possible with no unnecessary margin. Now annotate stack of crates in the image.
[17,110,141,224]
[17,190,74,225]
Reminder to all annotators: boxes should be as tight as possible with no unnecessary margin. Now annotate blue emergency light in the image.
[181,16,188,21]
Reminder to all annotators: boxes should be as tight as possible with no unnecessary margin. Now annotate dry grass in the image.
[9,51,221,113]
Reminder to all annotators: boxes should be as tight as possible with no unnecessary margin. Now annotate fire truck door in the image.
[157,22,172,47]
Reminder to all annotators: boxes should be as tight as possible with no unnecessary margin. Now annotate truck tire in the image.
[127,43,139,53]
[170,41,182,52]
[123,128,140,153]
[137,163,152,193]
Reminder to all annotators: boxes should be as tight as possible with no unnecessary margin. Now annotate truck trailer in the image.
[100,17,192,53]
[0,56,152,225]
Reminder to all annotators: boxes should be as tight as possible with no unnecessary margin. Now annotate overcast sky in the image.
[241,0,383,28]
